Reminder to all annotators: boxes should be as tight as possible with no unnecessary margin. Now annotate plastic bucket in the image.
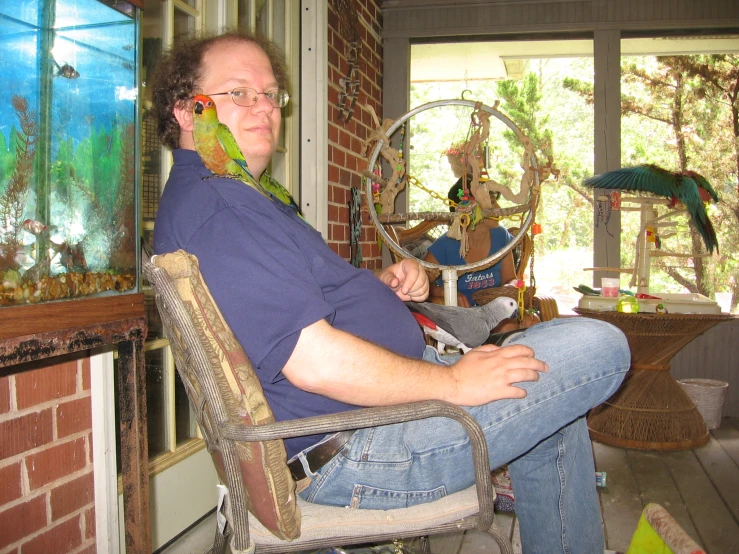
[678,378,729,429]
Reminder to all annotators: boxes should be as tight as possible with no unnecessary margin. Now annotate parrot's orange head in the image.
[192,94,215,116]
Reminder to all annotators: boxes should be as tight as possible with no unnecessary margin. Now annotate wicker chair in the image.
[385,222,559,320]
[141,247,513,554]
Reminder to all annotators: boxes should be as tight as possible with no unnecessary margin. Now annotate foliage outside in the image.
[408,53,738,314]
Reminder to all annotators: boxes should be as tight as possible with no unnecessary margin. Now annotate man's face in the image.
[197,40,281,177]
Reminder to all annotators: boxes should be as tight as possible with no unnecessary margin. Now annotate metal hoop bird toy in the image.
[362,99,549,305]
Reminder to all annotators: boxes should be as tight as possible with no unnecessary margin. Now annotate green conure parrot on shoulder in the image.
[584,164,720,254]
[190,94,305,219]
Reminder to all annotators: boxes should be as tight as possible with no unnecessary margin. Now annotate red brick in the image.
[56,397,92,439]
[0,376,10,414]
[77,543,96,554]
[328,123,339,143]
[0,495,46,550]
[0,409,53,460]
[84,507,95,540]
[351,137,363,155]
[22,514,83,554]
[81,358,91,391]
[50,471,94,521]
[340,169,353,189]
[16,361,77,410]
[327,6,338,29]
[26,437,87,491]
[0,462,23,505]
[328,46,339,68]
[328,204,339,222]
[350,114,359,134]
[328,85,339,104]
[328,164,340,182]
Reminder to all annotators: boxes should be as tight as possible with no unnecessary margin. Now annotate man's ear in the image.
[173,99,194,132]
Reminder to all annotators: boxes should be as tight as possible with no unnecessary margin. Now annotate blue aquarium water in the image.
[0,0,139,306]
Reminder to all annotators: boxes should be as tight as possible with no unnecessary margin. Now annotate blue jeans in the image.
[296,317,629,553]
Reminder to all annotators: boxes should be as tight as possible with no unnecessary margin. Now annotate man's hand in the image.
[377,258,429,301]
[446,343,549,405]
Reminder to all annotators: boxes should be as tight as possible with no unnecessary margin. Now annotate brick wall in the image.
[0,358,96,554]
[327,0,384,270]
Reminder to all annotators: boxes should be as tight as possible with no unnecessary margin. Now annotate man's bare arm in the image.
[282,319,548,407]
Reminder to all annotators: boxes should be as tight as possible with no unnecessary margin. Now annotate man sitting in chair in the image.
[150,30,629,554]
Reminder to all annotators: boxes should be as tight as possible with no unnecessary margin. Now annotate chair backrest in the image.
[141,249,301,541]
[383,220,447,264]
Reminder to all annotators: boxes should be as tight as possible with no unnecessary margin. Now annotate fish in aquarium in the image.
[52,59,80,80]
[23,218,55,237]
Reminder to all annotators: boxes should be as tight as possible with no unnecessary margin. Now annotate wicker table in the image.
[574,308,732,450]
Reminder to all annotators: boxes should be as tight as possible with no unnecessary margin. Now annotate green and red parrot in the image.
[584,164,720,254]
[191,94,304,218]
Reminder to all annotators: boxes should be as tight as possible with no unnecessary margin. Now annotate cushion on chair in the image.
[246,486,481,547]
[153,250,301,540]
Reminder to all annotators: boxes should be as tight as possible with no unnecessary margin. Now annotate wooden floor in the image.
[428,417,739,554]
[594,417,739,554]
[164,418,739,554]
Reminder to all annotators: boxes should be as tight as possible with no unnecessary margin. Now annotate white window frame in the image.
[300,0,328,237]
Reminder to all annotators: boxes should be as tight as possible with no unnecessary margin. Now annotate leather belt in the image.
[288,430,355,481]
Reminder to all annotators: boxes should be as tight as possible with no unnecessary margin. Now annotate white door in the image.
[117,0,301,550]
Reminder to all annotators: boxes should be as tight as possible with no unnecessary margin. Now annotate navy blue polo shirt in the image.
[154,150,426,457]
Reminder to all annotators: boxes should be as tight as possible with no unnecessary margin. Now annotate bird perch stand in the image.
[587,196,708,294]
[442,268,459,307]
[626,197,671,293]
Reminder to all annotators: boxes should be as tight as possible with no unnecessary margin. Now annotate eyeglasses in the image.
[205,87,290,108]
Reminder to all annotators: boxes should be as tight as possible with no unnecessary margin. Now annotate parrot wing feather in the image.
[260,173,304,217]
[215,124,257,178]
[677,175,719,254]
[584,163,719,254]
[583,164,680,199]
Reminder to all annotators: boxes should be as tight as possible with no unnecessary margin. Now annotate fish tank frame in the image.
[0,1,149,551]
[0,0,143,338]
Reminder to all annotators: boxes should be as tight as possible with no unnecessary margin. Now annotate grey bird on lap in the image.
[406,296,519,353]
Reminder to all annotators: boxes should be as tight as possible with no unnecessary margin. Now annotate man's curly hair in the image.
[149,29,290,151]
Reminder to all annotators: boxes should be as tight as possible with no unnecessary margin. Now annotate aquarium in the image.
[0,0,139,306]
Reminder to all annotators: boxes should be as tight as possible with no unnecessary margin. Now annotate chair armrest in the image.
[220,399,495,530]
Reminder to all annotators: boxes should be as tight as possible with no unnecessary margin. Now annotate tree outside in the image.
[407,53,738,314]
